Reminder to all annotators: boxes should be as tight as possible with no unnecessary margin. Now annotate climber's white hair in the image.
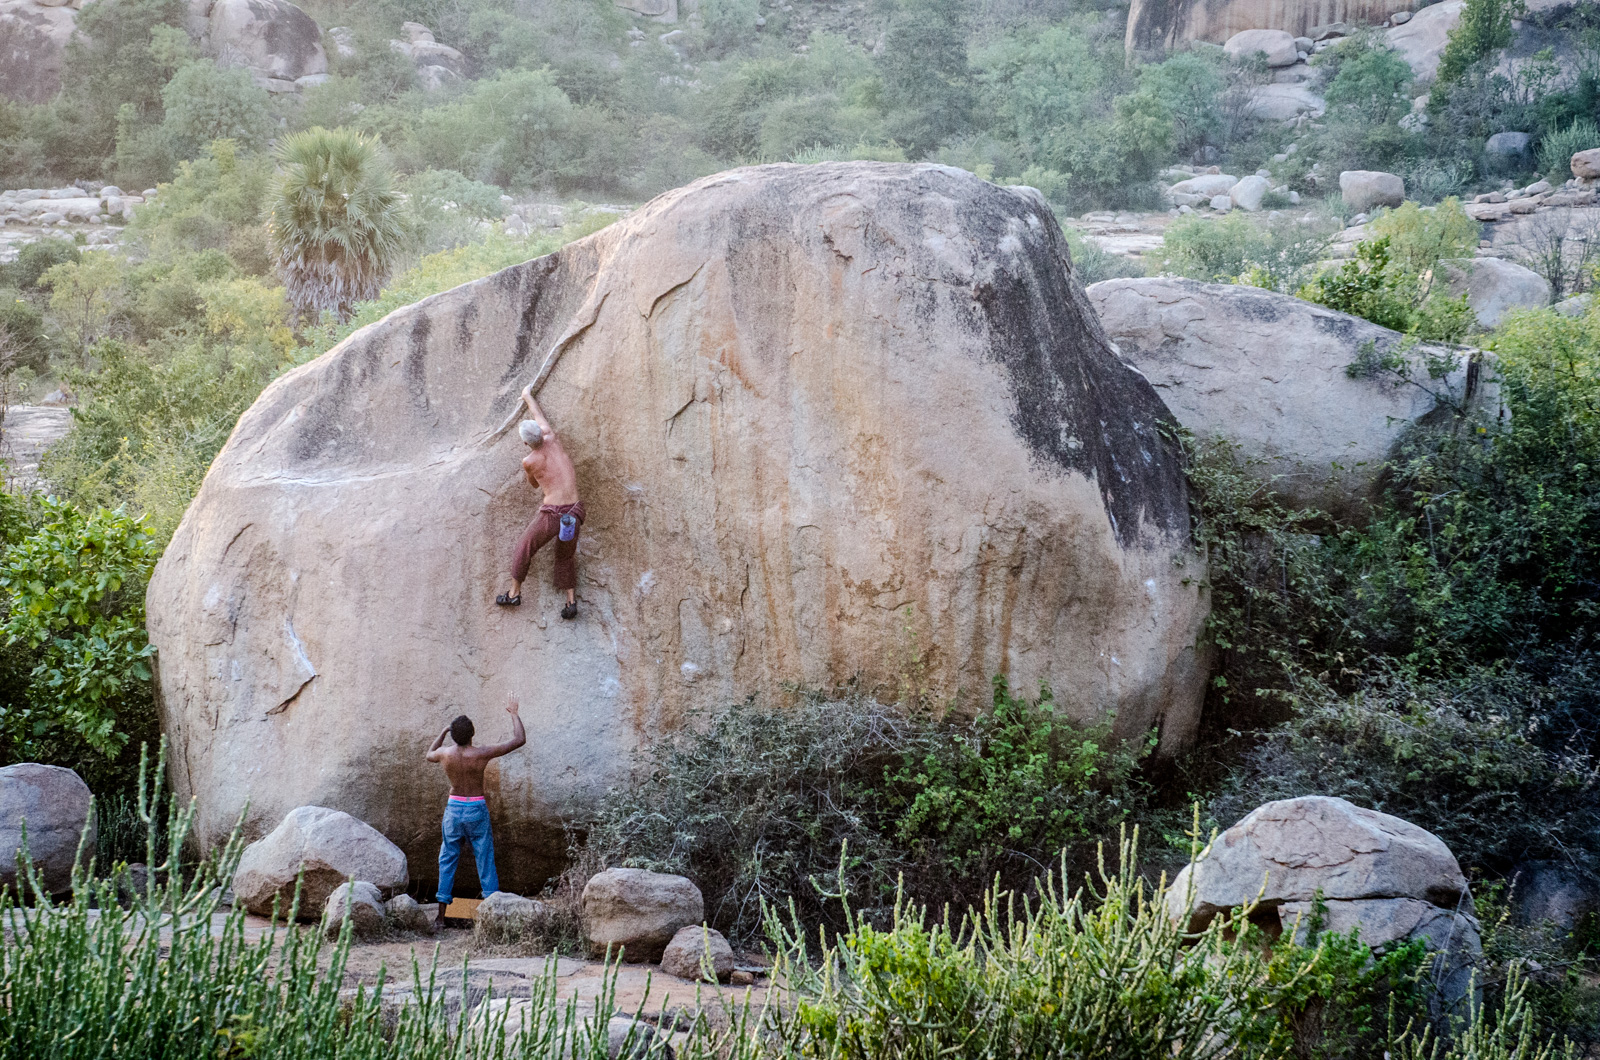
[518,419,544,447]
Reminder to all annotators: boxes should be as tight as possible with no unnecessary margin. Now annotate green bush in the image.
[1537,119,1600,180]
[0,497,158,792]
[1,239,79,291]
[1436,0,1523,87]
[586,683,1148,943]
[1161,212,1335,292]
[1323,39,1414,125]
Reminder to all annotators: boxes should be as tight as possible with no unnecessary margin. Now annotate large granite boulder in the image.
[1384,0,1463,80]
[1126,0,1401,54]
[232,805,408,918]
[1441,257,1552,327]
[1224,28,1299,66]
[0,0,80,103]
[583,867,704,961]
[1086,278,1488,517]
[148,163,1211,892]
[1167,797,1481,1009]
[0,763,95,895]
[475,889,551,943]
[1339,170,1405,213]
[198,0,327,91]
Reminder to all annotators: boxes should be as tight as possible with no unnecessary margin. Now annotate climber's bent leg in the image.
[551,502,584,618]
[504,508,560,603]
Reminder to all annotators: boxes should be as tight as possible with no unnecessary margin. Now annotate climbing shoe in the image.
[561,602,578,620]
[496,592,521,607]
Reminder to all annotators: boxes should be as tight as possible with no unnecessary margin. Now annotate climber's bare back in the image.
[426,697,526,798]
[522,434,578,506]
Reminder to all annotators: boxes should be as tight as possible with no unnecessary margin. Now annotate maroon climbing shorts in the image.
[511,501,585,590]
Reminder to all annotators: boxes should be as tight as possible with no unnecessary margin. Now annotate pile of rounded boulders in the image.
[659,924,735,983]
[582,867,704,962]
[475,890,551,943]
[1166,796,1480,1009]
[323,883,436,939]
[232,805,408,919]
[0,763,95,895]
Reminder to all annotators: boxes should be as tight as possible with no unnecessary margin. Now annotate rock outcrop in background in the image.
[1126,0,1405,55]
[1087,277,1491,518]
[0,0,81,103]
[147,163,1210,892]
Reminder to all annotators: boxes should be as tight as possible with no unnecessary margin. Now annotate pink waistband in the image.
[448,794,486,803]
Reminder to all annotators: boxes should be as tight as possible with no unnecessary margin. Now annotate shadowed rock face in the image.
[148,163,1209,891]
[1126,0,1398,53]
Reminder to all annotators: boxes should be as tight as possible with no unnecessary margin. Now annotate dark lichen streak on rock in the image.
[500,255,564,384]
[405,314,432,411]
[964,182,1189,546]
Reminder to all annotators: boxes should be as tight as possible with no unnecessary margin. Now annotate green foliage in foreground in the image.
[0,497,156,791]
[588,683,1147,943]
[0,750,1574,1060]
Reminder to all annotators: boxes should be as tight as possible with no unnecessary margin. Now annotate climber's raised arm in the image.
[425,725,450,762]
[521,386,553,433]
[485,694,526,759]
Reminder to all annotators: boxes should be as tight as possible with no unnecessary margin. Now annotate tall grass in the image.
[0,743,1575,1060]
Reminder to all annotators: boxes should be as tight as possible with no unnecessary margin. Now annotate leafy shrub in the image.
[1061,226,1145,283]
[1161,212,1336,291]
[1323,38,1415,125]
[0,498,158,790]
[1537,119,1600,180]
[1436,0,1523,88]
[1298,236,1417,331]
[1369,199,1480,278]
[1213,667,1600,878]
[586,683,1148,943]
[1,239,79,290]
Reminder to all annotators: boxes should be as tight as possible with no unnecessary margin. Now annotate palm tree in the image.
[270,127,407,323]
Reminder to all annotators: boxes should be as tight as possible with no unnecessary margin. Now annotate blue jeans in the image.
[437,798,498,903]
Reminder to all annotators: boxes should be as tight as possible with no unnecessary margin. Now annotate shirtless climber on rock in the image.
[427,693,526,929]
[496,384,584,619]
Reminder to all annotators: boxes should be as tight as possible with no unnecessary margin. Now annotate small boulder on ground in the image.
[1485,131,1532,165]
[1230,174,1270,212]
[659,924,735,982]
[583,868,704,962]
[1340,170,1405,213]
[1169,173,1238,198]
[385,892,436,934]
[475,890,551,943]
[1441,258,1552,327]
[0,763,95,895]
[1572,148,1600,181]
[1167,796,1480,1011]
[232,806,408,919]
[1224,29,1299,67]
[1512,862,1600,931]
[323,880,386,939]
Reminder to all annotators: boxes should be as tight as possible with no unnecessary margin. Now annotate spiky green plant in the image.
[269,127,407,323]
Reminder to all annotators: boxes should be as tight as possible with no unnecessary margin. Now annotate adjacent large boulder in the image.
[1441,257,1552,326]
[232,806,408,918]
[475,890,551,943]
[583,868,704,961]
[1224,29,1299,66]
[0,763,95,895]
[1167,797,1480,1010]
[148,163,1211,892]
[1127,0,1401,54]
[1340,170,1405,212]
[1384,0,1463,80]
[200,0,327,90]
[1086,278,1487,516]
[0,0,79,103]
